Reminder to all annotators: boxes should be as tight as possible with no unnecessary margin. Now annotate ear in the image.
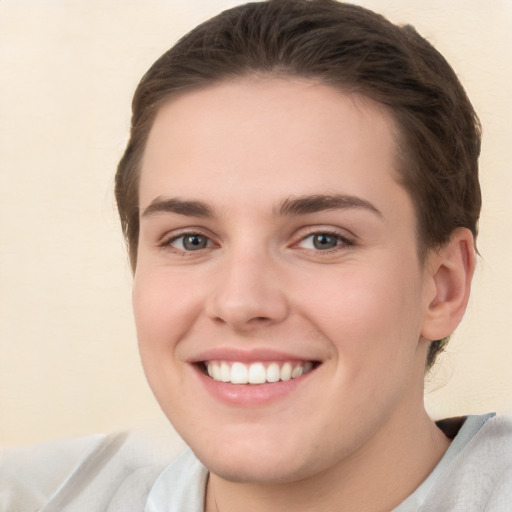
[421,228,476,341]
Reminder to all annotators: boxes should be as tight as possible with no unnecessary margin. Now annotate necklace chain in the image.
[210,475,220,512]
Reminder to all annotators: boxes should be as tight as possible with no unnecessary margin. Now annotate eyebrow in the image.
[141,193,382,219]
[142,196,215,218]
[275,194,382,218]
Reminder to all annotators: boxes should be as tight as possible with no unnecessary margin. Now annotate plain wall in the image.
[1,0,511,447]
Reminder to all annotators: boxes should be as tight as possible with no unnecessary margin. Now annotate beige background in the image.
[0,0,511,447]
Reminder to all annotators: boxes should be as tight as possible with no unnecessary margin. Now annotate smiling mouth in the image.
[200,360,318,385]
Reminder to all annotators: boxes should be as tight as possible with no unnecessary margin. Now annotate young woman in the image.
[2,1,511,510]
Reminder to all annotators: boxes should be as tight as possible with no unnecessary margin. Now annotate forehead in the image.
[139,78,410,220]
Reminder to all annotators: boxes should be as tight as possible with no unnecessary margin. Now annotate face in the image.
[133,78,435,484]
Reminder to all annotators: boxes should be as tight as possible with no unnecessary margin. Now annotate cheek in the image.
[297,261,425,366]
[132,269,201,410]
[132,269,201,354]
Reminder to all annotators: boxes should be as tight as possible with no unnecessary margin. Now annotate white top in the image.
[1,413,511,511]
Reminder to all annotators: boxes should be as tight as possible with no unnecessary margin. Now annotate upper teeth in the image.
[206,361,314,384]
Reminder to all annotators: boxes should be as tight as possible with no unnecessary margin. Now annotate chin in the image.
[197,447,320,485]
[181,420,345,485]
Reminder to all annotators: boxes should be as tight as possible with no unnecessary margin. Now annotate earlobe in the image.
[421,228,476,341]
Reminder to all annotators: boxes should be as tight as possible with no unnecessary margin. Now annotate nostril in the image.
[249,316,272,324]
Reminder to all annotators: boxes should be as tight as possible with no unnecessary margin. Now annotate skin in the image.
[133,78,475,511]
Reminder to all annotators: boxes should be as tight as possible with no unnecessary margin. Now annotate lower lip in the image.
[193,365,315,407]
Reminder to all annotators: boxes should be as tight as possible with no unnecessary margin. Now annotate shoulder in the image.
[424,413,512,511]
[479,413,512,441]
[459,413,512,468]
[0,434,110,512]
[0,431,181,512]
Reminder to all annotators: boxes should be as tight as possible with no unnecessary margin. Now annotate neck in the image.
[205,407,450,512]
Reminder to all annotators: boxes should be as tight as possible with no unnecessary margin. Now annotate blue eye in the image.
[299,232,350,251]
[170,234,210,251]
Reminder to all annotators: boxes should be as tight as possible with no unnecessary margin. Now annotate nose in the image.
[205,248,289,331]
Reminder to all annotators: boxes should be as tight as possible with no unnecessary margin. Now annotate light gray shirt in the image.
[1,413,511,511]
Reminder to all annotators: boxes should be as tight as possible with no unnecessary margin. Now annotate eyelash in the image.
[159,228,355,255]
[295,229,354,253]
[159,230,215,255]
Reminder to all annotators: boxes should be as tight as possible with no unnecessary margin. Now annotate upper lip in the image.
[188,347,322,364]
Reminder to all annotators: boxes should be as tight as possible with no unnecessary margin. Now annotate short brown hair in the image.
[115,0,481,367]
